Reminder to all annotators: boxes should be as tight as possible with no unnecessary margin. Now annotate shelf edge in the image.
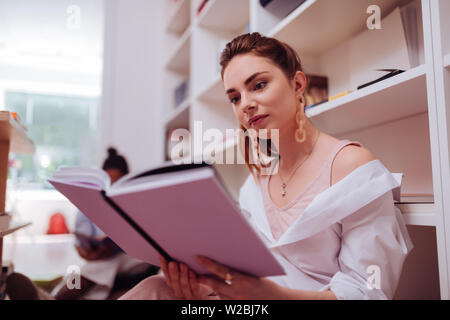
[166,0,190,34]
[165,98,191,126]
[444,53,450,69]
[306,64,427,119]
[165,26,192,74]
[268,0,316,38]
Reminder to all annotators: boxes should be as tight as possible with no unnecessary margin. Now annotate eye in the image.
[254,81,267,90]
[230,96,240,104]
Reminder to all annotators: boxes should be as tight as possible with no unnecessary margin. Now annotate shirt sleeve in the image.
[75,211,107,242]
[320,191,413,300]
[75,210,92,235]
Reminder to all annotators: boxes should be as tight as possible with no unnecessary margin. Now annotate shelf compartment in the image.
[268,0,399,55]
[165,98,190,130]
[396,203,436,227]
[306,64,427,135]
[197,73,228,104]
[165,27,191,75]
[197,0,249,32]
[166,0,190,34]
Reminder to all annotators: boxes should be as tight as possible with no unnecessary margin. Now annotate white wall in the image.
[100,0,165,172]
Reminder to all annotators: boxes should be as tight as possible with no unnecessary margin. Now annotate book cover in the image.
[48,163,285,277]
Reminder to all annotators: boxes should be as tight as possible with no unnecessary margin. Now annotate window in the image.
[6,91,99,188]
[0,0,104,190]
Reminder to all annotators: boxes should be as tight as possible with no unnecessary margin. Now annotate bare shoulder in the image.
[331,144,377,186]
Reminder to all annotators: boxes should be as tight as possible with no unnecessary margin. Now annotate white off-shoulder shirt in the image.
[238,157,414,300]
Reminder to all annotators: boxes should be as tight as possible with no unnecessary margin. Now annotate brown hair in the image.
[219,32,304,178]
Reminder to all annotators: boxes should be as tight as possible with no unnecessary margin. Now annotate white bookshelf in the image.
[157,0,450,299]
[307,64,427,135]
[166,0,191,34]
[165,98,191,128]
[165,26,191,74]
[444,54,450,68]
[197,0,250,32]
[196,73,225,104]
[428,0,450,301]
[265,0,399,55]
[163,0,192,161]
[396,203,436,227]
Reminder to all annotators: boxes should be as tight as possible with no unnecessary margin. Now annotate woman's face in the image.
[106,168,124,183]
[223,53,306,137]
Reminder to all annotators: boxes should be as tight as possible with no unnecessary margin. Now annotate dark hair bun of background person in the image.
[102,147,129,175]
[108,147,117,157]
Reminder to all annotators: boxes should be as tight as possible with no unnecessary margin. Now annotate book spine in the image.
[259,0,273,7]
[100,190,173,262]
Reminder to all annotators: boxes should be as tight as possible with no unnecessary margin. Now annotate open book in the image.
[48,162,285,277]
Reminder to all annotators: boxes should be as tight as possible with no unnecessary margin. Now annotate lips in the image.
[248,114,269,126]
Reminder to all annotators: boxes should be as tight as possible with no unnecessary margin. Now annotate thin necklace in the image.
[279,130,320,198]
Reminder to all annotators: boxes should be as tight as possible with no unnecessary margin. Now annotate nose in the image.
[239,91,256,114]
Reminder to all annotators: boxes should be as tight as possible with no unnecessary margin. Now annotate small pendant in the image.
[281,183,287,197]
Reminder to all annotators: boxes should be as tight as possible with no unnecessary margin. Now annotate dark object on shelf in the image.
[174,79,190,107]
[305,98,328,111]
[305,74,328,106]
[259,0,307,19]
[357,69,405,90]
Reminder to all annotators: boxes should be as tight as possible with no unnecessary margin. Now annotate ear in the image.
[292,71,307,99]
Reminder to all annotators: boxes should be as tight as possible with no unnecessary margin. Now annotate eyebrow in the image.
[225,71,269,94]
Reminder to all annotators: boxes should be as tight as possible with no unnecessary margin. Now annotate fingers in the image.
[189,270,200,297]
[159,255,171,287]
[169,262,182,298]
[198,275,237,300]
[179,264,193,299]
[159,255,200,299]
[198,276,228,294]
[196,256,233,280]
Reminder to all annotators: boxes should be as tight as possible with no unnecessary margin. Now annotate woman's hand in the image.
[195,256,285,300]
[159,254,202,299]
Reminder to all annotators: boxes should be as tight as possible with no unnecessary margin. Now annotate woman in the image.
[120,32,413,300]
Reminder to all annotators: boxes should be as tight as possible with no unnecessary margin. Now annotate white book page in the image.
[111,160,177,188]
[107,166,214,197]
[50,167,110,190]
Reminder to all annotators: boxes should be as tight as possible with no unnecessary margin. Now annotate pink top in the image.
[259,139,362,241]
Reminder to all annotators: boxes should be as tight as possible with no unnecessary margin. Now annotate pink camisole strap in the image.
[259,139,362,241]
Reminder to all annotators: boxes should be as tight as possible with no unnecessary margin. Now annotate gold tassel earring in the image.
[294,97,307,143]
[295,112,306,143]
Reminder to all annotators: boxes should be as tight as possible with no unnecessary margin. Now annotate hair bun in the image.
[107,147,118,157]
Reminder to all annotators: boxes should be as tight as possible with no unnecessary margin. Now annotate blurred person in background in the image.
[52,147,159,300]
